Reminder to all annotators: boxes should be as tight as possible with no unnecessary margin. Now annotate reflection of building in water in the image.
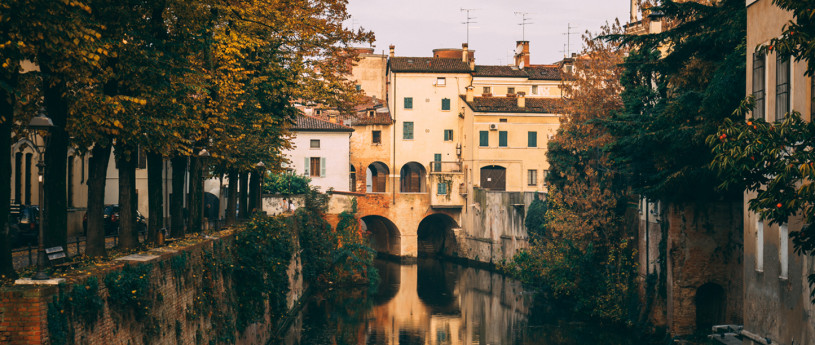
[365,259,530,345]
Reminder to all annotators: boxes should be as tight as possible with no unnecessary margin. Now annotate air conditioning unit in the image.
[489,123,498,131]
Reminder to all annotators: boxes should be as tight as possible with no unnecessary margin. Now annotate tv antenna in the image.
[514,12,533,41]
[562,23,579,57]
[461,8,478,45]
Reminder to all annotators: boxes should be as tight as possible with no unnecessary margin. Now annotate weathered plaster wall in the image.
[457,188,533,264]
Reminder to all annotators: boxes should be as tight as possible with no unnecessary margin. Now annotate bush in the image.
[263,173,310,195]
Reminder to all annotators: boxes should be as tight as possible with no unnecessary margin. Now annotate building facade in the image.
[285,115,354,192]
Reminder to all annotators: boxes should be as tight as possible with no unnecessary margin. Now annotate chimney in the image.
[462,43,469,63]
[514,41,530,68]
[389,44,395,58]
[517,92,525,108]
[466,86,474,102]
[469,58,475,71]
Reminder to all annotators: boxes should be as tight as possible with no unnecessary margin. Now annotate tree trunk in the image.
[225,169,237,226]
[147,151,163,243]
[41,73,68,249]
[188,156,202,233]
[170,156,187,238]
[0,74,16,278]
[116,146,139,249]
[85,141,111,258]
[249,170,259,214]
[238,171,249,219]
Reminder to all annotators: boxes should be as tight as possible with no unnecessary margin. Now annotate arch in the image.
[695,282,725,333]
[349,164,356,192]
[366,161,389,193]
[400,161,426,193]
[361,215,401,257]
[480,165,506,191]
[417,213,459,257]
[372,259,401,305]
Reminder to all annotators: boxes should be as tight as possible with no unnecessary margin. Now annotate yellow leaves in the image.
[113,120,123,129]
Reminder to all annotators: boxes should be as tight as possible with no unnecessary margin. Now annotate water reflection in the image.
[283,259,642,345]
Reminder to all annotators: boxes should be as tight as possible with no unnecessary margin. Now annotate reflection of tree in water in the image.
[417,258,460,315]
[297,288,375,345]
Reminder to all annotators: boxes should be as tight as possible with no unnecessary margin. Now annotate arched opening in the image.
[695,282,725,333]
[417,213,459,257]
[480,165,506,191]
[361,215,401,257]
[400,162,426,193]
[349,164,356,192]
[417,258,460,315]
[366,161,389,193]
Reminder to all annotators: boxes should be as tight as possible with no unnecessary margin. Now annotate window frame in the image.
[404,97,413,109]
[443,129,453,141]
[437,182,448,195]
[507,87,515,95]
[436,77,446,86]
[527,169,537,186]
[441,98,451,111]
[309,157,321,177]
[482,86,491,94]
[776,54,790,121]
[498,131,508,147]
[372,130,382,144]
[531,85,539,95]
[403,121,414,140]
[479,131,489,147]
[528,131,537,147]
[752,52,766,120]
[310,139,320,149]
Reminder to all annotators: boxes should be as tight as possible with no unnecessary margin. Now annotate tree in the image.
[605,0,746,202]
[762,0,815,76]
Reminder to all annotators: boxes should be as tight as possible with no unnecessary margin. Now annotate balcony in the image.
[429,161,465,208]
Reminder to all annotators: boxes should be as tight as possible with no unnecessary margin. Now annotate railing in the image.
[429,161,463,173]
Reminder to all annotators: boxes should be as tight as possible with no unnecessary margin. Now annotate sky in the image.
[346,0,631,66]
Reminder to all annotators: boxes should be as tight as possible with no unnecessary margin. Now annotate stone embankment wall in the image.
[0,230,304,345]
[457,188,536,264]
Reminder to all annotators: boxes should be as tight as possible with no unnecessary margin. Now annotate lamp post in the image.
[198,148,210,232]
[256,161,265,214]
[29,112,54,280]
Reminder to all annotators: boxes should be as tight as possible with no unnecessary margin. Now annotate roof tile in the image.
[390,57,471,73]
[462,96,563,114]
[291,114,354,132]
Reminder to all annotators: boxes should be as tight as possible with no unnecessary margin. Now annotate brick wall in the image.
[0,232,303,345]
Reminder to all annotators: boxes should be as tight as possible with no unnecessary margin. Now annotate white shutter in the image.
[304,157,310,176]
[320,157,326,177]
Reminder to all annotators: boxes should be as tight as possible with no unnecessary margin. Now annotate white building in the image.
[286,115,354,192]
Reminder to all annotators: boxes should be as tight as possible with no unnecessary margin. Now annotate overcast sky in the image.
[346,0,631,65]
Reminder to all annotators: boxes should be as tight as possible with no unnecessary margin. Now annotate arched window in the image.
[480,165,506,191]
[400,162,426,193]
[366,161,389,193]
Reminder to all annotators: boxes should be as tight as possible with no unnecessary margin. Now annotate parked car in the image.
[83,204,147,236]
[9,205,39,248]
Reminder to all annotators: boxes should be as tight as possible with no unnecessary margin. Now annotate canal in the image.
[281,258,646,345]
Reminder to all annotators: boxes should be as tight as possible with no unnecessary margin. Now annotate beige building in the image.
[743,1,815,344]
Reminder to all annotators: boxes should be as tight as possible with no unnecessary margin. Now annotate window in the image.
[498,131,508,147]
[404,97,413,109]
[528,131,537,147]
[310,139,320,148]
[349,165,356,192]
[443,129,453,141]
[305,157,325,177]
[403,121,414,140]
[316,109,322,115]
[776,54,790,121]
[532,85,539,94]
[780,223,789,279]
[507,87,515,95]
[752,53,765,120]
[436,77,446,86]
[372,130,381,144]
[400,162,426,193]
[479,131,489,147]
[368,110,375,117]
[24,153,32,205]
[499,118,508,123]
[441,98,451,111]
[433,153,442,172]
[543,170,549,185]
[355,84,361,91]
[482,86,491,94]
[437,182,448,195]
[528,169,537,186]
[756,220,764,272]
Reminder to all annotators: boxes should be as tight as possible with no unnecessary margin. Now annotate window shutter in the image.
[528,131,537,147]
[437,182,447,195]
[480,131,488,146]
[499,131,508,147]
[441,98,450,110]
[304,157,310,176]
[404,97,413,109]
[320,157,326,177]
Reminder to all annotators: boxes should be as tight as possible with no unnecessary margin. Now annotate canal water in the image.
[281,258,644,345]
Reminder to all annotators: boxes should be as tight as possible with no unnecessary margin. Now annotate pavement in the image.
[11,235,136,270]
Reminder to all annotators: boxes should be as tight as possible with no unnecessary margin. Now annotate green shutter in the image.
[499,131,507,147]
[433,154,441,172]
[437,182,447,195]
[479,131,488,146]
[528,131,537,147]
[444,129,453,141]
[320,157,326,177]
[403,122,413,139]
[304,157,310,176]
[404,97,413,109]
[441,98,450,110]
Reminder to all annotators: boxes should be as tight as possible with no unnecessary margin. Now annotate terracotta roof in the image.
[390,57,472,73]
[291,114,354,132]
[473,65,562,80]
[525,66,562,80]
[473,65,528,78]
[461,96,563,114]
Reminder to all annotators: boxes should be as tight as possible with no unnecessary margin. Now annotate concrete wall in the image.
[285,131,352,192]
[350,53,387,99]
[457,188,533,263]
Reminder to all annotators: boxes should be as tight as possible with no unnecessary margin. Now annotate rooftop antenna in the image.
[562,23,579,57]
[560,43,567,58]
[461,8,478,45]
[514,12,533,41]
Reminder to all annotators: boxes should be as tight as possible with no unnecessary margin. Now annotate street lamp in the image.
[29,111,54,280]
